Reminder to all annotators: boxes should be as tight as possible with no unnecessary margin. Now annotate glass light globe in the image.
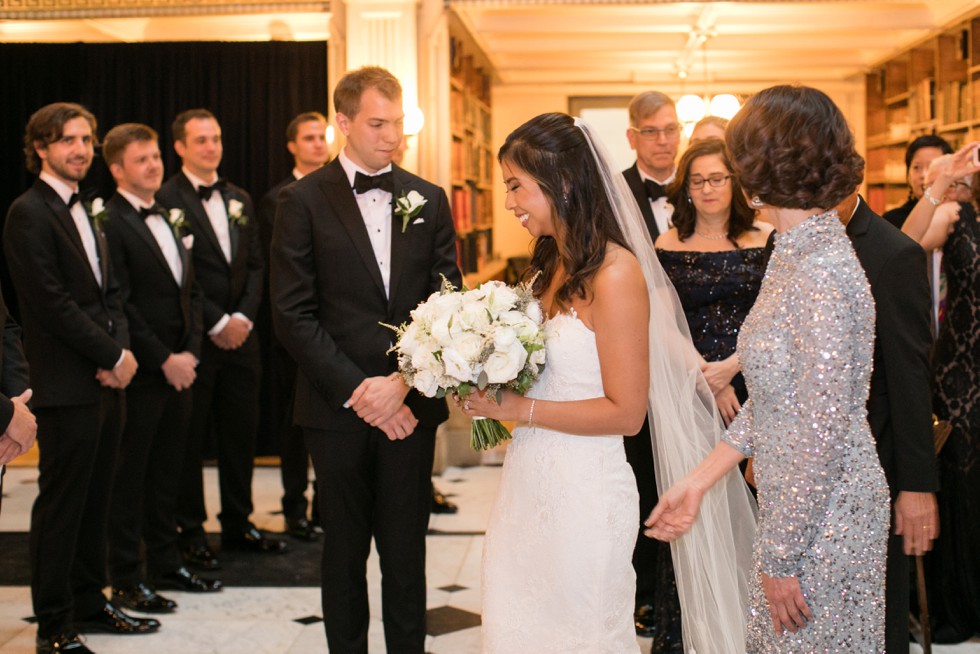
[709,94,741,119]
[404,105,425,136]
[676,94,707,123]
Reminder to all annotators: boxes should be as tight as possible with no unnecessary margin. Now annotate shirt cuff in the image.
[209,314,231,336]
[113,350,127,370]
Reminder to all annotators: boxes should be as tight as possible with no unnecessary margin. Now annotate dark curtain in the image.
[0,40,328,310]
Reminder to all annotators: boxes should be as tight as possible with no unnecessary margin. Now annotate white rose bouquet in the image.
[385,276,546,450]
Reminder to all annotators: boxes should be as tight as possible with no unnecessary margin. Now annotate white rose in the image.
[228,199,244,217]
[524,300,543,325]
[411,347,439,375]
[397,322,421,357]
[91,197,104,214]
[483,339,528,384]
[530,348,546,367]
[458,298,491,331]
[429,314,455,348]
[412,368,441,398]
[485,283,519,315]
[405,189,426,208]
[441,348,474,383]
[493,327,518,348]
[451,331,485,362]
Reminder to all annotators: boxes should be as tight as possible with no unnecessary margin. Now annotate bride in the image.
[460,113,756,653]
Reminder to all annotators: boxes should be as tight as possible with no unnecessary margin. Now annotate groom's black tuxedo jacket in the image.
[0,286,29,431]
[622,162,661,241]
[846,197,937,494]
[3,179,129,408]
[157,172,263,331]
[103,193,202,384]
[271,158,462,432]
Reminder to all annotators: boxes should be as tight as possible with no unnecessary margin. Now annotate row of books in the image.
[451,186,492,234]
[456,228,493,275]
[908,78,936,124]
[938,80,971,124]
[451,139,492,185]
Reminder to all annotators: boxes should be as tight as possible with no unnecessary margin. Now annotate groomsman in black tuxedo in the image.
[271,66,461,652]
[158,109,286,571]
[838,192,938,654]
[102,123,222,613]
[621,90,683,639]
[0,285,34,469]
[4,102,158,654]
[258,112,329,541]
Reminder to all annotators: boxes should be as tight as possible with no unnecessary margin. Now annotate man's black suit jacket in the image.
[103,193,202,385]
[847,197,938,494]
[157,172,263,331]
[259,174,298,266]
[0,286,29,431]
[3,180,129,408]
[271,159,462,432]
[622,162,661,241]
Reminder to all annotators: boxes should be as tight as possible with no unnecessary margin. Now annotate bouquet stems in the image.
[469,417,513,451]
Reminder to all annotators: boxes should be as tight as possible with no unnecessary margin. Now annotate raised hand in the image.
[643,479,704,542]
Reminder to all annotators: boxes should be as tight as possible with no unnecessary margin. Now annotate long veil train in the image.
[574,117,757,654]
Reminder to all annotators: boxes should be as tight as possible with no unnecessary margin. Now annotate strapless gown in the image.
[481,312,640,653]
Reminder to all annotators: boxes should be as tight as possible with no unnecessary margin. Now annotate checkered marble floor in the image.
[0,464,978,653]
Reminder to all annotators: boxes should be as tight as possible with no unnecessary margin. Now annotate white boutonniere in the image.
[227,199,247,227]
[394,190,427,233]
[168,208,188,232]
[88,197,108,229]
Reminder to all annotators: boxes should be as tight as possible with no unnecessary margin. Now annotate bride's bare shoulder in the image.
[595,243,645,293]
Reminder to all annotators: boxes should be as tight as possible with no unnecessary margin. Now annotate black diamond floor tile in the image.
[294,615,324,625]
[437,584,468,593]
[425,605,481,636]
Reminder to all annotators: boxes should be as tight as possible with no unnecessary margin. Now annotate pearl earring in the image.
[750,195,764,208]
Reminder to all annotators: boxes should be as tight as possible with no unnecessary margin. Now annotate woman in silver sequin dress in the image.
[646,85,891,652]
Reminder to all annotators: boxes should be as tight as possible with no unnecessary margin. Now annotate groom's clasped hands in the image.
[348,373,418,441]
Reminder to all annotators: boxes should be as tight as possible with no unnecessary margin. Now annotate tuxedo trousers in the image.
[30,390,123,637]
[624,417,666,607]
[108,377,193,586]
[305,423,436,654]
[177,338,260,540]
[267,340,313,520]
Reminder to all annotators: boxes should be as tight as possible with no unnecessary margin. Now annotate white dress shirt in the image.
[40,171,102,287]
[339,149,393,298]
[184,167,232,263]
[639,168,676,236]
[117,188,182,284]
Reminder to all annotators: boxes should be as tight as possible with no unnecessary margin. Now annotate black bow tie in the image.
[644,179,666,202]
[67,192,80,209]
[197,180,226,201]
[354,171,393,195]
[139,204,167,220]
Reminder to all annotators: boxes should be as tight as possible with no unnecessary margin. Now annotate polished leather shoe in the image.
[221,526,288,553]
[285,517,322,541]
[154,566,222,593]
[112,583,177,613]
[180,543,220,570]
[74,601,160,635]
[431,488,458,514]
[36,632,93,653]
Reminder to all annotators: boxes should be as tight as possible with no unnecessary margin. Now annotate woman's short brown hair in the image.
[726,85,864,211]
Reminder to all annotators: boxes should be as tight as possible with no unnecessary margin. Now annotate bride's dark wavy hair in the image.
[498,112,631,308]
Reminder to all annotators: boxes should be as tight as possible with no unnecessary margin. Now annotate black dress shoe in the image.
[112,583,177,613]
[154,566,222,593]
[285,517,322,541]
[180,543,221,570]
[74,601,160,635]
[431,488,458,514]
[36,632,93,653]
[221,525,288,553]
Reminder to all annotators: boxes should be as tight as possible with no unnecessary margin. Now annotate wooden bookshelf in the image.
[865,13,980,215]
[448,12,497,278]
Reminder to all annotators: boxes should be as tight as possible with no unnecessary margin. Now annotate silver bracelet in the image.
[923,186,942,207]
[528,399,536,428]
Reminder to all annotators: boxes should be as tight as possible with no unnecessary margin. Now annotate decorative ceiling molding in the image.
[0,0,328,20]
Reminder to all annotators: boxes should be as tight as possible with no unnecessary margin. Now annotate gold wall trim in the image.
[0,0,329,19]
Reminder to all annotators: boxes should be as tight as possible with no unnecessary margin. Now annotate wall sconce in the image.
[404,105,425,136]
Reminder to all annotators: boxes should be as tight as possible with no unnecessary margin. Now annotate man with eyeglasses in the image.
[623,91,681,242]
[620,90,683,644]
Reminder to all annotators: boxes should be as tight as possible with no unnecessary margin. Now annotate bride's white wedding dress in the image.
[481,312,640,653]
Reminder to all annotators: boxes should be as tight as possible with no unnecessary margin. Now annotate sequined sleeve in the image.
[723,398,754,457]
[759,271,867,578]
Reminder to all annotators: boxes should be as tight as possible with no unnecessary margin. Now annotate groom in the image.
[270,66,461,652]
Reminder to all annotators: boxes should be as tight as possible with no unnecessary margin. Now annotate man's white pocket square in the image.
[182,234,194,249]
[412,217,425,225]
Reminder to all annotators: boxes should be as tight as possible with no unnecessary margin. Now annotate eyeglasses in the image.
[689,175,731,190]
[629,124,682,141]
